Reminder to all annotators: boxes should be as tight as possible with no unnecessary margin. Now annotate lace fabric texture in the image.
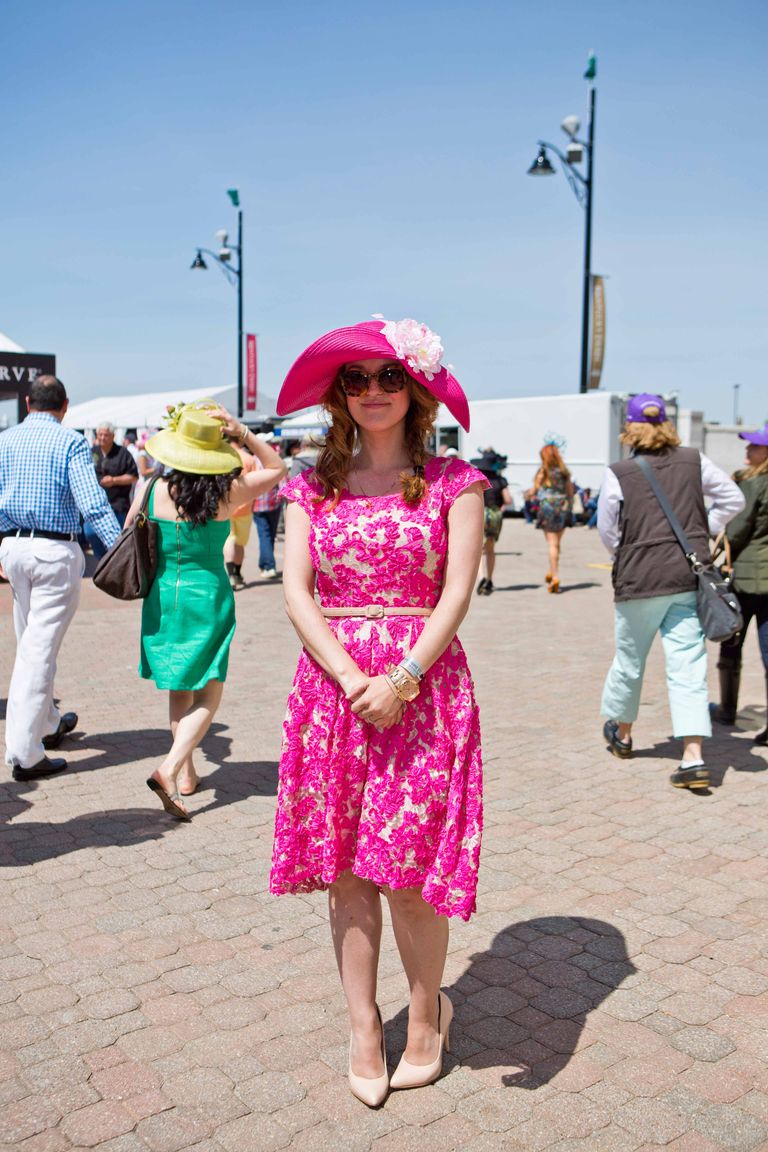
[269,456,488,920]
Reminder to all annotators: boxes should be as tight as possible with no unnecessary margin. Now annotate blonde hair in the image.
[738,456,768,481]
[313,376,439,507]
[620,421,681,451]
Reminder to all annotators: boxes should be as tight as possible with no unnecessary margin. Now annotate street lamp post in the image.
[528,56,597,395]
[190,189,244,418]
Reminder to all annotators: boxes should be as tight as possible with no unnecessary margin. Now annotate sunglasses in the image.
[339,365,408,397]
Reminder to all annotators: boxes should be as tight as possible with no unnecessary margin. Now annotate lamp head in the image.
[561,115,581,138]
[214,229,228,246]
[527,146,556,176]
[190,251,208,270]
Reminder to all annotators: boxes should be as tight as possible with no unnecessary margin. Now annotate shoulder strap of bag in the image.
[136,474,159,522]
[634,455,703,571]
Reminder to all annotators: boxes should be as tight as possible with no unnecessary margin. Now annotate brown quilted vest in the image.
[610,447,709,602]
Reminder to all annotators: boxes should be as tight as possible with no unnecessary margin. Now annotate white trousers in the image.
[0,537,84,768]
[600,591,712,738]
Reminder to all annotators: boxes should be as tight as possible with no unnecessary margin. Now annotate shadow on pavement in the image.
[491,584,542,593]
[0,759,279,866]
[385,915,634,1088]
[557,582,601,593]
[56,722,233,775]
[0,795,169,866]
[194,759,279,812]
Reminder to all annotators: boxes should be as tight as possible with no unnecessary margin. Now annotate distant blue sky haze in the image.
[2,0,766,426]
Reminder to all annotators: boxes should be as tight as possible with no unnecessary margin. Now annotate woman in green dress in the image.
[125,402,286,820]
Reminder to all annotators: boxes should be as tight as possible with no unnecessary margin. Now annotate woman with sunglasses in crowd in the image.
[270,318,487,1107]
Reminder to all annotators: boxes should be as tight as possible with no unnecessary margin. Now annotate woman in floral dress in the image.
[270,318,487,1106]
[530,437,574,593]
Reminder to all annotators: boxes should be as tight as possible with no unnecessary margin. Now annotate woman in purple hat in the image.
[269,318,487,1106]
[711,422,768,743]
[597,394,744,789]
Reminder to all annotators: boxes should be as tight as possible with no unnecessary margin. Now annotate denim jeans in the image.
[253,508,281,571]
[84,511,126,560]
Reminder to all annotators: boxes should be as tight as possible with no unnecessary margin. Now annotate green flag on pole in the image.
[227,189,240,207]
[584,52,597,81]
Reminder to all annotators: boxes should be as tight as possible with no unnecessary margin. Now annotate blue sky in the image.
[2,0,766,426]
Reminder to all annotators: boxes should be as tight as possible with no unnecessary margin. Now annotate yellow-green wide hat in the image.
[145,402,242,475]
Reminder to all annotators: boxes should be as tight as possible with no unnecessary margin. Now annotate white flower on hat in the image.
[376,316,445,381]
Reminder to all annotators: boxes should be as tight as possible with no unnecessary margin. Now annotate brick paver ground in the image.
[1,520,767,1151]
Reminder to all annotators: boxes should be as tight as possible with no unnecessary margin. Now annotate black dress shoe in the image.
[12,757,67,781]
[670,764,710,790]
[603,719,633,759]
[42,713,78,750]
[476,578,487,595]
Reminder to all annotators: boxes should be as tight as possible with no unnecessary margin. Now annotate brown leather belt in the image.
[321,605,433,619]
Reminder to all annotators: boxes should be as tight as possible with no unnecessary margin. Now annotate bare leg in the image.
[618,722,632,743]
[329,872,385,1078]
[150,680,224,812]
[545,531,562,581]
[169,690,198,794]
[682,736,704,762]
[223,540,244,567]
[385,886,449,1064]
[483,538,496,582]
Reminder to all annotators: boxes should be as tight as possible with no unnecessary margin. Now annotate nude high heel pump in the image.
[348,1006,389,1108]
[389,991,453,1090]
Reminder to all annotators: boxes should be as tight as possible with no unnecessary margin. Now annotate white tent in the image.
[64,386,277,433]
[0,333,25,353]
[275,408,329,438]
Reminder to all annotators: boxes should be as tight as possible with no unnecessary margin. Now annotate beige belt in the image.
[321,605,433,619]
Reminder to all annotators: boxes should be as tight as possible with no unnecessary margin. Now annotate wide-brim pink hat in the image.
[276,317,471,431]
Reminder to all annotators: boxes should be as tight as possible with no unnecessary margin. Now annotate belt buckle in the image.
[365,604,385,619]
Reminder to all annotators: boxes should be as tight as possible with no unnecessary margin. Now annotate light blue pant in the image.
[601,591,712,738]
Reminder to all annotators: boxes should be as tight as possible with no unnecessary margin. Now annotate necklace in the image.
[351,468,404,508]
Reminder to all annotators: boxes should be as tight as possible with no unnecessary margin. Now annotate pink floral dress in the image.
[269,456,488,920]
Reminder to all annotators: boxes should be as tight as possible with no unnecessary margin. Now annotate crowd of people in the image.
[1,316,766,1108]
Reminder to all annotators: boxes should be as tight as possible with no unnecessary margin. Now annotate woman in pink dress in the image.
[270,318,487,1107]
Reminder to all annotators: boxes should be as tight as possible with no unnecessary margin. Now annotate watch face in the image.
[400,681,420,701]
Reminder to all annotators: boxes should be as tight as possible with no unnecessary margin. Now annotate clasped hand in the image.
[346,675,404,731]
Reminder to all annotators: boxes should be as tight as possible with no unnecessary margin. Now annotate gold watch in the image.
[387,665,421,702]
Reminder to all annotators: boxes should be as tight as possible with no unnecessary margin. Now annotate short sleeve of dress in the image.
[280,471,320,514]
[437,457,490,510]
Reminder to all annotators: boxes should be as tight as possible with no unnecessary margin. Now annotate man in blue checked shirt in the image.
[0,376,120,781]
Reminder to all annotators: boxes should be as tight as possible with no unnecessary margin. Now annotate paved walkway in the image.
[1,521,767,1152]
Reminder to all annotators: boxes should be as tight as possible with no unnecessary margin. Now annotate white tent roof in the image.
[63,386,277,431]
[0,332,25,353]
[275,408,329,436]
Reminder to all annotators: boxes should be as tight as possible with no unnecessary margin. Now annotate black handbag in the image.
[634,456,743,643]
[92,477,159,600]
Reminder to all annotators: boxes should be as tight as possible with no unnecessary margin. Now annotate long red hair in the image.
[313,375,439,507]
[535,444,570,489]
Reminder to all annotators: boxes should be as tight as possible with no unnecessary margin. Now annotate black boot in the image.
[755,672,768,746]
[711,656,741,725]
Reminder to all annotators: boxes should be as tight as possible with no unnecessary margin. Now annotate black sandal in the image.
[146,777,192,821]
